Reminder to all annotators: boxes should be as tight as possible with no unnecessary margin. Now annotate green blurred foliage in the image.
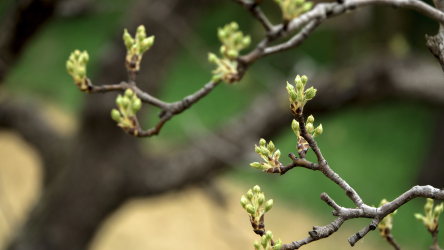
[2,0,442,248]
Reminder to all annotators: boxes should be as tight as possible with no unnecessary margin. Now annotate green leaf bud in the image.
[286,81,295,93]
[122,97,130,108]
[219,45,227,56]
[295,75,302,85]
[218,28,227,39]
[301,75,308,85]
[253,185,261,194]
[146,36,154,48]
[123,29,134,50]
[273,239,283,250]
[379,199,389,207]
[306,123,314,134]
[250,162,263,170]
[296,80,304,93]
[116,95,124,107]
[208,53,218,64]
[291,119,300,134]
[136,25,146,41]
[80,51,89,64]
[425,198,434,216]
[140,36,154,53]
[230,22,239,31]
[74,49,81,59]
[247,189,254,201]
[433,203,443,219]
[313,124,323,137]
[265,199,273,212]
[274,149,281,160]
[227,49,238,59]
[233,32,242,44]
[265,230,273,240]
[267,141,275,153]
[290,91,297,103]
[77,67,86,78]
[258,193,265,206]
[132,97,142,113]
[261,235,267,248]
[414,213,426,224]
[254,240,260,250]
[242,36,251,47]
[286,82,297,102]
[305,86,317,100]
[255,145,261,154]
[259,138,266,147]
[111,109,121,122]
[246,204,255,215]
[69,52,76,61]
[125,88,134,98]
[302,2,313,12]
[260,147,270,157]
[307,115,314,124]
[240,195,248,208]
[66,60,74,73]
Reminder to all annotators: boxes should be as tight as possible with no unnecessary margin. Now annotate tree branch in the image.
[77,0,444,140]
[281,186,444,249]
[426,0,444,71]
[232,0,274,32]
[240,0,444,69]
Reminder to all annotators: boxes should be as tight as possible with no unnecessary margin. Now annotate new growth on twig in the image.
[65,0,444,248]
[243,74,444,250]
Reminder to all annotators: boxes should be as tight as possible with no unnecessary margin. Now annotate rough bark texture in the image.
[426,0,444,72]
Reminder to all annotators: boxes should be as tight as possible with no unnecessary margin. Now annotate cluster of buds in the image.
[414,198,443,233]
[111,89,142,133]
[66,50,91,92]
[122,25,155,74]
[208,22,251,84]
[286,75,317,115]
[274,0,313,22]
[378,199,397,240]
[250,139,283,174]
[305,115,323,138]
[254,230,283,250]
[240,185,273,235]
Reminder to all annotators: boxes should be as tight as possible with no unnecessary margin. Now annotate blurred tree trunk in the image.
[5,0,217,249]
[417,112,444,188]
[0,0,59,82]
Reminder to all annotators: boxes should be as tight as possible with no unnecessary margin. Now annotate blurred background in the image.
[0,0,443,249]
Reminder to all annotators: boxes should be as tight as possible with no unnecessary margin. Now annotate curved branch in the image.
[282,186,444,249]
[241,0,444,68]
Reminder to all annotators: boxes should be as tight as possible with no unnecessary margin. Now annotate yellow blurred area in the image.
[0,131,381,250]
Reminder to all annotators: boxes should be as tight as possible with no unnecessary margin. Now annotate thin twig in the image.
[232,0,274,31]
[81,0,444,139]
[385,234,401,250]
